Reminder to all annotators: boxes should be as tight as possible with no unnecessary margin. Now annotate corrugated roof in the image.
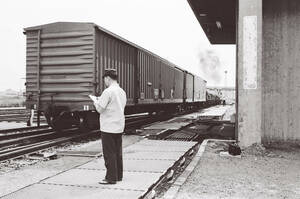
[187,0,236,44]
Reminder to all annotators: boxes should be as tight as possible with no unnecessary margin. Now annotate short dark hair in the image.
[103,69,118,80]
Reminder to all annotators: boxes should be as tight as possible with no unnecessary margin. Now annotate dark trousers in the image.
[101,132,123,181]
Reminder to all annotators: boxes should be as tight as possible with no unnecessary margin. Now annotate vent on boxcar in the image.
[140,92,145,100]
[154,89,159,100]
[170,89,174,99]
[160,89,165,99]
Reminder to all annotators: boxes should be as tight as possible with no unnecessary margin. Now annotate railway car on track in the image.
[24,22,219,130]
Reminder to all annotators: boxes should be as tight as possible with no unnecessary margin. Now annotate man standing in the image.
[94,69,127,185]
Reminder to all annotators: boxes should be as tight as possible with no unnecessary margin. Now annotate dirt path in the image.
[175,141,300,199]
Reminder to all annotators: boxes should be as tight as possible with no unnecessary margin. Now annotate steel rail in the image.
[0,128,53,141]
[0,129,78,148]
[0,125,49,135]
[0,129,91,162]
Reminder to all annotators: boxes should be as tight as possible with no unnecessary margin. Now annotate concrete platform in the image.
[124,144,194,152]
[143,116,192,130]
[1,139,197,199]
[41,169,162,191]
[198,105,230,120]
[0,136,142,198]
[143,121,189,130]
[2,183,144,199]
[123,150,185,160]
[126,139,195,148]
[77,158,174,173]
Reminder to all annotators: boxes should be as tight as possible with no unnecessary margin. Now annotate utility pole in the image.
[224,70,228,88]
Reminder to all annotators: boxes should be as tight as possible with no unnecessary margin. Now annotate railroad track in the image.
[0,114,170,162]
[0,128,85,162]
[0,107,220,163]
[0,107,28,122]
[0,107,47,123]
[0,125,50,138]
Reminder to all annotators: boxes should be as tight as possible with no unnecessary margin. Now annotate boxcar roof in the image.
[24,22,206,82]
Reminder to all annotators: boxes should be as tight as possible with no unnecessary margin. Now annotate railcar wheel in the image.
[78,117,90,133]
[45,115,63,131]
[45,111,75,131]
[78,111,99,133]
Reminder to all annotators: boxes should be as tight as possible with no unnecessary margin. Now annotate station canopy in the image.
[188,0,236,44]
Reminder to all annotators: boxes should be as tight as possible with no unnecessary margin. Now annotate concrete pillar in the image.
[237,0,262,147]
[262,0,300,143]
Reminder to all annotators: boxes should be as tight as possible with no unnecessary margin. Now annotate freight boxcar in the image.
[185,72,194,103]
[194,76,206,102]
[24,22,209,130]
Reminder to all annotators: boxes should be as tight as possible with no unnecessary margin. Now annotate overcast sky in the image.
[0,0,235,92]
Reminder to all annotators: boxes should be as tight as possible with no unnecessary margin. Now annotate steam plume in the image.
[198,50,222,85]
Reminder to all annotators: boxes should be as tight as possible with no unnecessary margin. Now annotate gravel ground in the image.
[175,141,300,199]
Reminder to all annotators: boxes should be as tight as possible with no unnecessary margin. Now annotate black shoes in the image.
[98,177,122,184]
[98,179,116,185]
